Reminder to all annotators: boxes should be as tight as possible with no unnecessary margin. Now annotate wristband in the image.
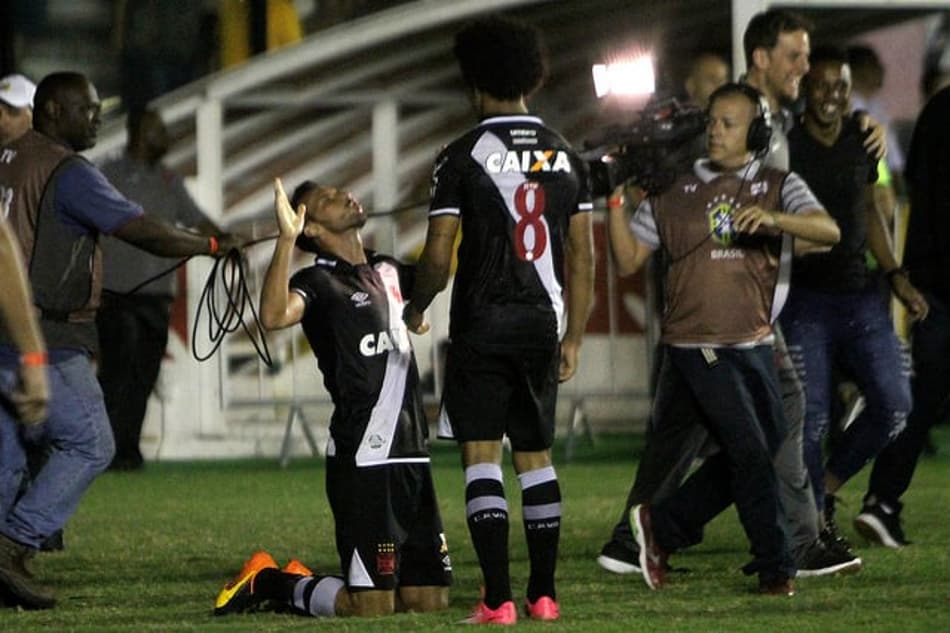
[607,196,625,209]
[21,352,48,367]
[209,235,219,255]
[885,267,908,285]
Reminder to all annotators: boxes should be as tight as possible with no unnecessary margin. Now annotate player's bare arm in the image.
[260,178,307,330]
[404,214,459,334]
[0,216,49,425]
[560,211,594,382]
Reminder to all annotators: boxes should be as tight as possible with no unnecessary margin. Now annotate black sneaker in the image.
[854,500,909,549]
[596,539,641,574]
[823,495,858,557]
[795,537,862,578]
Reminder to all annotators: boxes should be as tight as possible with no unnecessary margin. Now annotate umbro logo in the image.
[350,291,371,308]
[683,184,698,193]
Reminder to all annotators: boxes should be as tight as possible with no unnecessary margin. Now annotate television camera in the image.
[583,98,707,197]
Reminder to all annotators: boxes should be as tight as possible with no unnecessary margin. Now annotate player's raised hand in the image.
[274,178,307,240]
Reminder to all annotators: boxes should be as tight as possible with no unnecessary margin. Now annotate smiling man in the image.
[782,46,928,555]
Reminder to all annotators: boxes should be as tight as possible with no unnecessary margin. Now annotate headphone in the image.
[707,82,773,155]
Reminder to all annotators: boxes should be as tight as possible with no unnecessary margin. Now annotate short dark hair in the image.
[809,45,849,69]
[453,15,546,100]
[708,82,765,112]
[33,71,87,122]
[743,9,813,68]
[290,180,322,254]
[290,180,318,209]
[847,45,883,73]
[847,45,884,87]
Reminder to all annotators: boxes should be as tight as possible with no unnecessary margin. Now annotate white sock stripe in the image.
[466,495,508,517]
[517,465,557,489]
[465,463,504,485]
[309,576,345,617]
[523,502,562,521]
[292,577,313,612]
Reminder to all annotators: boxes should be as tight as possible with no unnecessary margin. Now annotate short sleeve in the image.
[54,160,143,234]
[289,268,318,309]
[631,198,661,249]
[780,172,824,216]
[428,147,463,218]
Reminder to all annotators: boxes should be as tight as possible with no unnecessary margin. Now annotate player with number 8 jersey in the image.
[428,116,592,348]
[404,16,594,623]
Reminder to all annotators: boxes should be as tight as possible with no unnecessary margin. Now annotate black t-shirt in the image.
[788,116,878,293]
[429,115,593,349]
[290,251,429,466]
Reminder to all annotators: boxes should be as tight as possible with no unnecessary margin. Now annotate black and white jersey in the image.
[290,252,429,466]
[429,115,593,349]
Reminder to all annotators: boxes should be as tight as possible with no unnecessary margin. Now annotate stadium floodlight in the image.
[592,54,656,98]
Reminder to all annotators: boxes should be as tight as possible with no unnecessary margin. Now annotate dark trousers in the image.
[96,294,171,467]
[867,291,950,504]
[648,345,794,580]
[607,329,816,562]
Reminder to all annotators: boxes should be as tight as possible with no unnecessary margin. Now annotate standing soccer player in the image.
[404,16,594,624]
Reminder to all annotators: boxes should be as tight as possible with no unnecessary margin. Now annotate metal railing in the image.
[88,0,655,461]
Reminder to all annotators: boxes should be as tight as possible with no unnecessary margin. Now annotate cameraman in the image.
[598,8,878,580]
[607,82,838,594]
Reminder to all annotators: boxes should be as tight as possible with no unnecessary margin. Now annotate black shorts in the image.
[325,458,452,592]
[438,338,559,451]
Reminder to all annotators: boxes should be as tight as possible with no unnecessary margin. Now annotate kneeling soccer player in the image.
[213,179,451,618]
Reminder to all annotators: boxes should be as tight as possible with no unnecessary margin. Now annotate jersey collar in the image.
[479,114,543,126]
[313,249,378,273]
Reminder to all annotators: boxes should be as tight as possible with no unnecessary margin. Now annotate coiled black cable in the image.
[192,246,273,366]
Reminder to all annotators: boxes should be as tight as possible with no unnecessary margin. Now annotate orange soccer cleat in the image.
[213,551,279,616]
[281,558,313,577]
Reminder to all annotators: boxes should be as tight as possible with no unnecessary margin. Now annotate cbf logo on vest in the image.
[705,177,772,258]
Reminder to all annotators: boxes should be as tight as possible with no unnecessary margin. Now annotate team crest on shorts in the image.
[377,542,396,575]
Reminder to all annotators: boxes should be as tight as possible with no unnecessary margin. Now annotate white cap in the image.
[0,74,37,109]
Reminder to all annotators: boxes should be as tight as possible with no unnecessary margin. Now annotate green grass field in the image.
[3,428,949,632]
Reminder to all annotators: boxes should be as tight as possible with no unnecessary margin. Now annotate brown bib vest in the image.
[0,129,102,352]
[653,166,788,346]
